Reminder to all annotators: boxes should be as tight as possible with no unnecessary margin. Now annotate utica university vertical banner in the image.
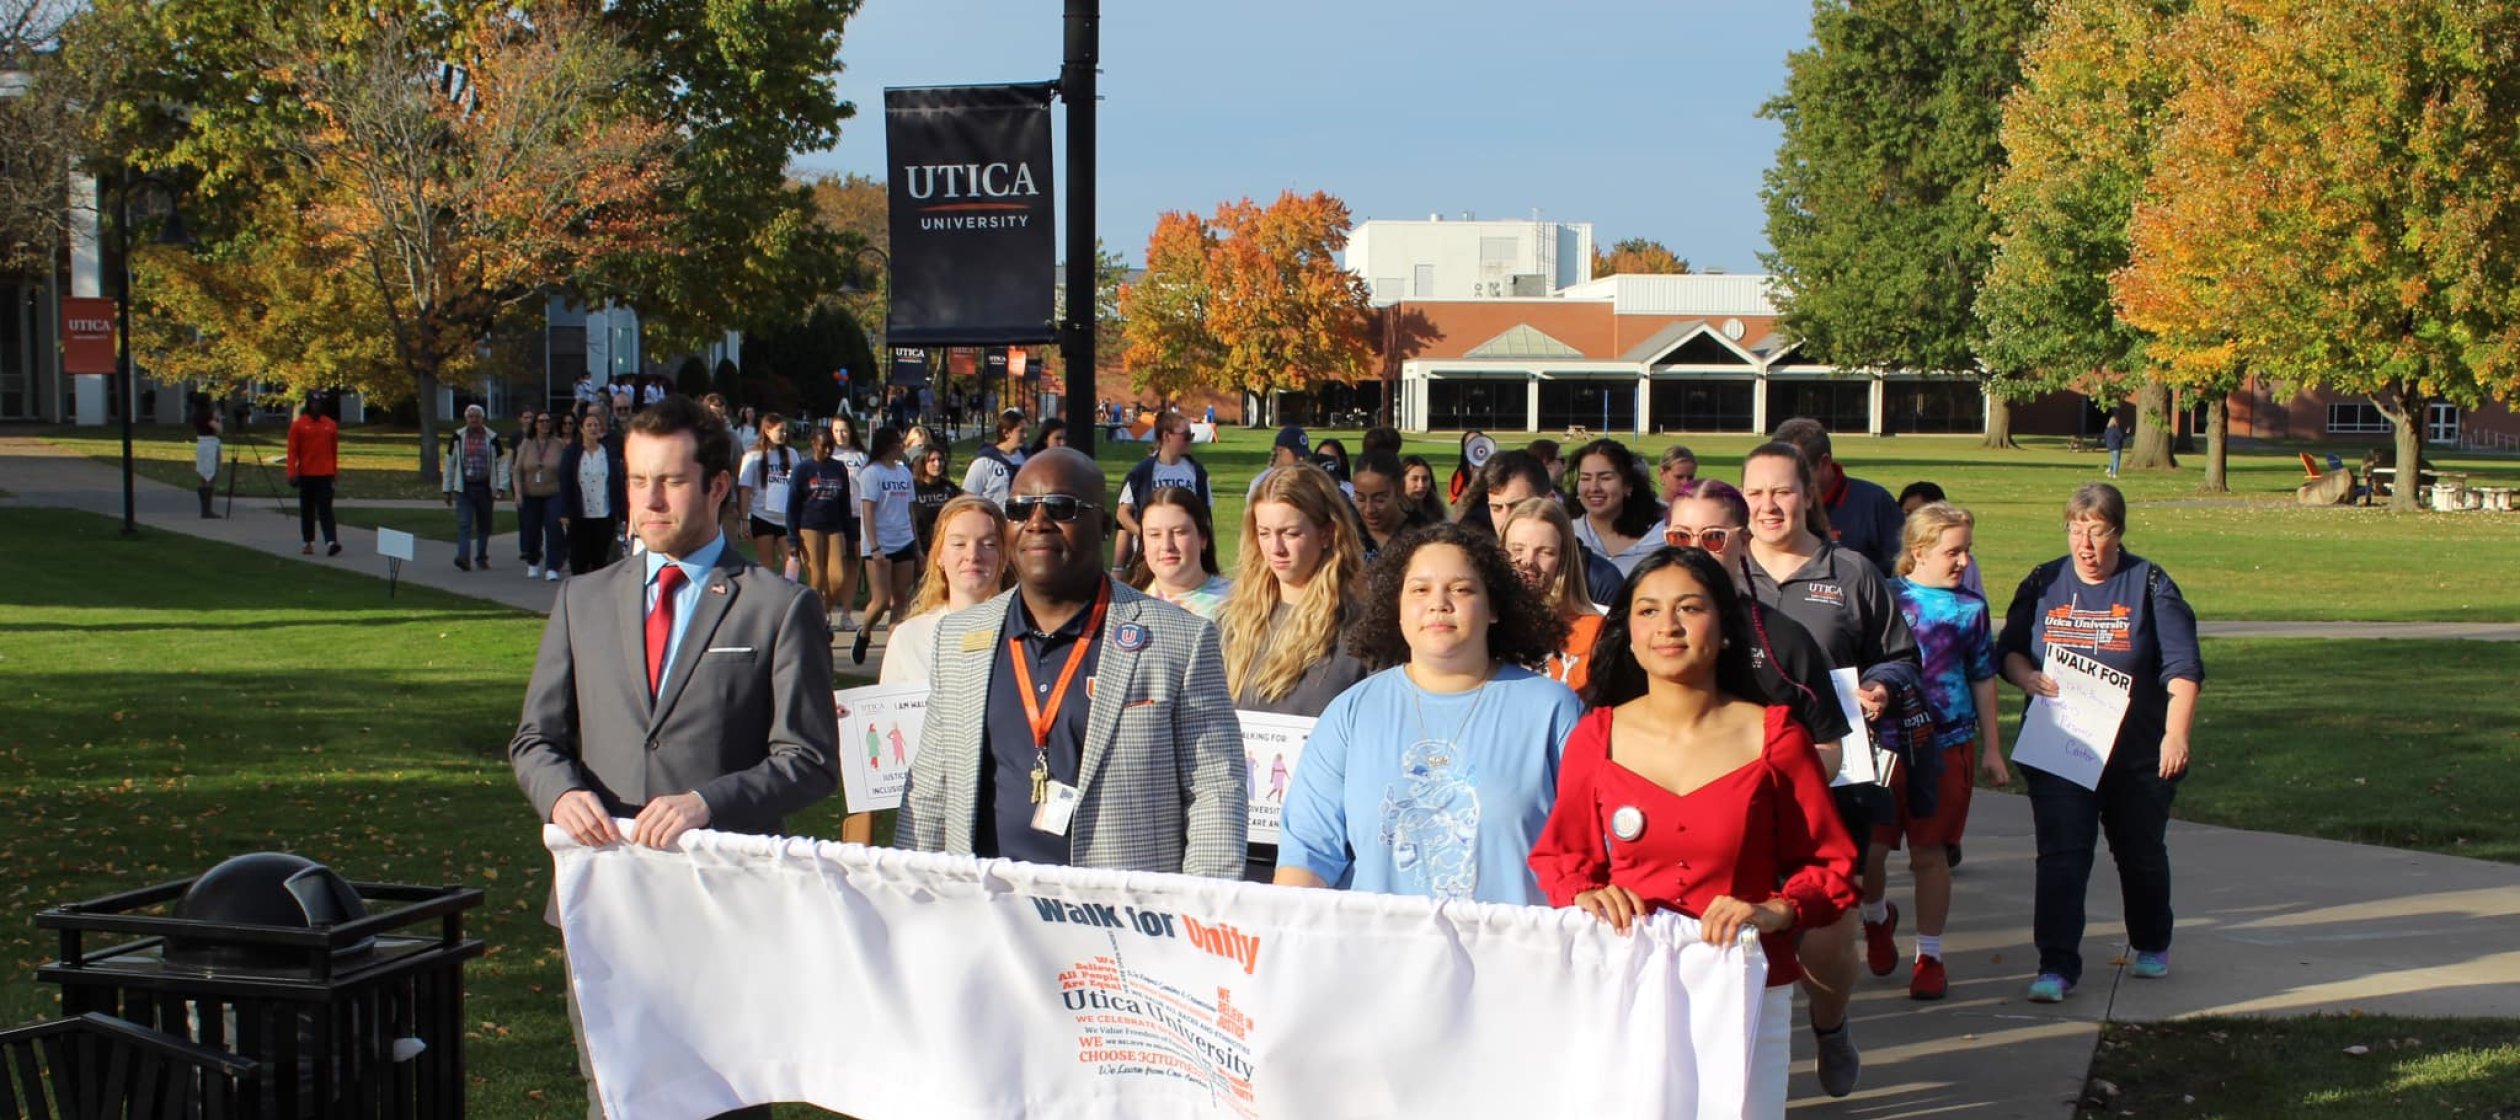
[885,84,1058,347]
[550,828,1766,1119]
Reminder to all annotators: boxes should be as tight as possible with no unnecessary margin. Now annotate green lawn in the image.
[2081,1016,2520,1119]
[333,504,523,545]
[1981,638,2520,865]
[0,507,851,1118]
[40,423,454,501]
[1067,427,2520,622]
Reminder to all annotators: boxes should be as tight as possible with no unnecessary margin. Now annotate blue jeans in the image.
[455,482,496,561]
[2108,448,2123,476]
[518,494,565,566]
[2025,762,2177,985]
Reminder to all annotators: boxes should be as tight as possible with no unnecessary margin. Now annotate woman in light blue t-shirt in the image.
[1276,522,1587,906]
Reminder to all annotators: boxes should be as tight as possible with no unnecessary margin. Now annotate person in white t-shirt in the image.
[960,409,1029,507]
[850,426,920,666]
[737,414,799,574]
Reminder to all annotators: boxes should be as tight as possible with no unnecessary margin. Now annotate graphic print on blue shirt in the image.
[1891,579,1996,750]
[1380,736,1483,900]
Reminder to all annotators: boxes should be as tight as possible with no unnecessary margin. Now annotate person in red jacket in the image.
[286,393,342,556]
[1531,546,1857,1118]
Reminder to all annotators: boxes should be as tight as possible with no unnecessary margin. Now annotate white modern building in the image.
[1347,216,1593,303]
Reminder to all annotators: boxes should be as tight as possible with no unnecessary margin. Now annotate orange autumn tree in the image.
[1592,237,1691,277]
[2116,0,2520,509]
[1119,210,1224,400]
[1121,191,1375,405]
[286,6,671,478]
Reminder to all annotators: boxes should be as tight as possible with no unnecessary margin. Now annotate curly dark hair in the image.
[1570,438,1663,539]
[1581,547,1770,710]
[1346,521,1571,672]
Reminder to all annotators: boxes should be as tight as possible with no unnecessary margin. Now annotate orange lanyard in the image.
[1008,583,1111,750]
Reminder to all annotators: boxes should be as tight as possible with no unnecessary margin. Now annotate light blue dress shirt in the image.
[644,532,728,695]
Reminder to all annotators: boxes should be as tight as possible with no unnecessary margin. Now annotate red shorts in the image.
[1873,742,1976,851]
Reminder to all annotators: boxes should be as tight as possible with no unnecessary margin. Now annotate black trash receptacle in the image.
[35,853,486,1120]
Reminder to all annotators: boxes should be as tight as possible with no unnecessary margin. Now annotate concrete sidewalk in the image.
[9,433,2518,1117]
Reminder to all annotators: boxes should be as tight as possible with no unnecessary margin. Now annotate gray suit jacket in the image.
[511,549,838,837]
[899,580,1247,878]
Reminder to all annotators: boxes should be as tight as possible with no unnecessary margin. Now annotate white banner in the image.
[550,827,1765,1120]
[835,683,928,812]
[2011,644,2135,790]
[1235,712,1315,846]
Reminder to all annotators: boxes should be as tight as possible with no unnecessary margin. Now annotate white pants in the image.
[194,436,221,482]
[1747,983,1792,1119]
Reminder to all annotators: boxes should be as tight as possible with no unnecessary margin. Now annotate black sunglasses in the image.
[1007,494,1101,523]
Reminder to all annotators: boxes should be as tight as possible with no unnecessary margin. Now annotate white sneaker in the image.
[544,570,562,582]
[835,613,858,632]
[527,564,542,579]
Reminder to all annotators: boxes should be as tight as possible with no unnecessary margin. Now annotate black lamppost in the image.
[113,167,192,537]
[840,243,890,397]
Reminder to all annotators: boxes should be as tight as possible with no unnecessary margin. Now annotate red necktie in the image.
[646,564,687,697]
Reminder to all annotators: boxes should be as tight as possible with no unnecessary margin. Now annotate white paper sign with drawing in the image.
[2009,645,2134,790]
[835,683,928,813]
[1236,712,1315,846]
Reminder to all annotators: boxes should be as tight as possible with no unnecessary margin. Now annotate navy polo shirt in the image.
[974,589,1105,865]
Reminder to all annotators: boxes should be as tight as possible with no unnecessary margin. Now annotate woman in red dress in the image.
[1530,546,1857,1117]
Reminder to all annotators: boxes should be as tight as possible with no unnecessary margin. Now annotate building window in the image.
[2325,401,2390,435]
[1885,380,1986,435]
[1765,379,1871,436]
[1537,379,1635,434]
[1649,380,1755,433]
[1413,264,1435,298]
[2429,401,2461,443]
[1427,378,1529,431]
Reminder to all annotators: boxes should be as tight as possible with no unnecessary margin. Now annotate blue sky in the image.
[790,0,1813,273]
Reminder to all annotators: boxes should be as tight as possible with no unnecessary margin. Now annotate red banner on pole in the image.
[62,297,118,375]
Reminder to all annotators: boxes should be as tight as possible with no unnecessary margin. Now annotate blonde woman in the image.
[1498,497,1605,693]
[1218,463,1370,880]
[847,495,1014,844]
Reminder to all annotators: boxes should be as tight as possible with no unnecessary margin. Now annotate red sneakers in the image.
[1864,902,1901,977]
[1909,955,1947,1000]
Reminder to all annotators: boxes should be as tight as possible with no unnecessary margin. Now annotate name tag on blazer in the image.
[960,631,994,652]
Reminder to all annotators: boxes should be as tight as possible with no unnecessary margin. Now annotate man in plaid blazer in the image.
[899,448,1246,877]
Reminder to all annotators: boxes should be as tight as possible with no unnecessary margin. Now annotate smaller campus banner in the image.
[834,683,926,814]
[61,297,117,375]
[551,829,1767,1119]
[885,83,1058,347]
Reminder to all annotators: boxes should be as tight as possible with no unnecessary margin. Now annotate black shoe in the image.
[326,542,342,557]
[851,628,871,666]
[455,556,471,571]
[1947,843,1963,869]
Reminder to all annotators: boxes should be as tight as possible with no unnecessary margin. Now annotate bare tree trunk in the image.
[2126,380,2179,470]
[415,365,442,482]
[2386,382,2429,512]
[2171,385,2197,455]
[1980,387,2019,449]
[2199,394,2228,494]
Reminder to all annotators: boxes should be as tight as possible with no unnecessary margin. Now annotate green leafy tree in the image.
[2115,0,2520,509]
[1978,0,2191,471]
[1760,0,2044,448]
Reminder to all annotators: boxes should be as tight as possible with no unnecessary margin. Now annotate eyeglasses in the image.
[1007,495,1101,523]
[1664,527,1734,549]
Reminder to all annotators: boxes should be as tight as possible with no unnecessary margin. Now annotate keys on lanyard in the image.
[1009,583,1111,804]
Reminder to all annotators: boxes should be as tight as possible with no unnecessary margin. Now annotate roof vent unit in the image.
[1509,274,1549,297]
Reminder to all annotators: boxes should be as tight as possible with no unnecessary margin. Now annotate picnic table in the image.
[2366,466,2472,507]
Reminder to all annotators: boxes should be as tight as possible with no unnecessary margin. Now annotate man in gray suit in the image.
[900,448,1246,877]
[511,395,837,1119]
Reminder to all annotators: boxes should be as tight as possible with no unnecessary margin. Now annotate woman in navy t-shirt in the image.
[1997,482,2203,1005]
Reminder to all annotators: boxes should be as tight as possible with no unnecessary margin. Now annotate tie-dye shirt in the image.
[1889,579,1997,750]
